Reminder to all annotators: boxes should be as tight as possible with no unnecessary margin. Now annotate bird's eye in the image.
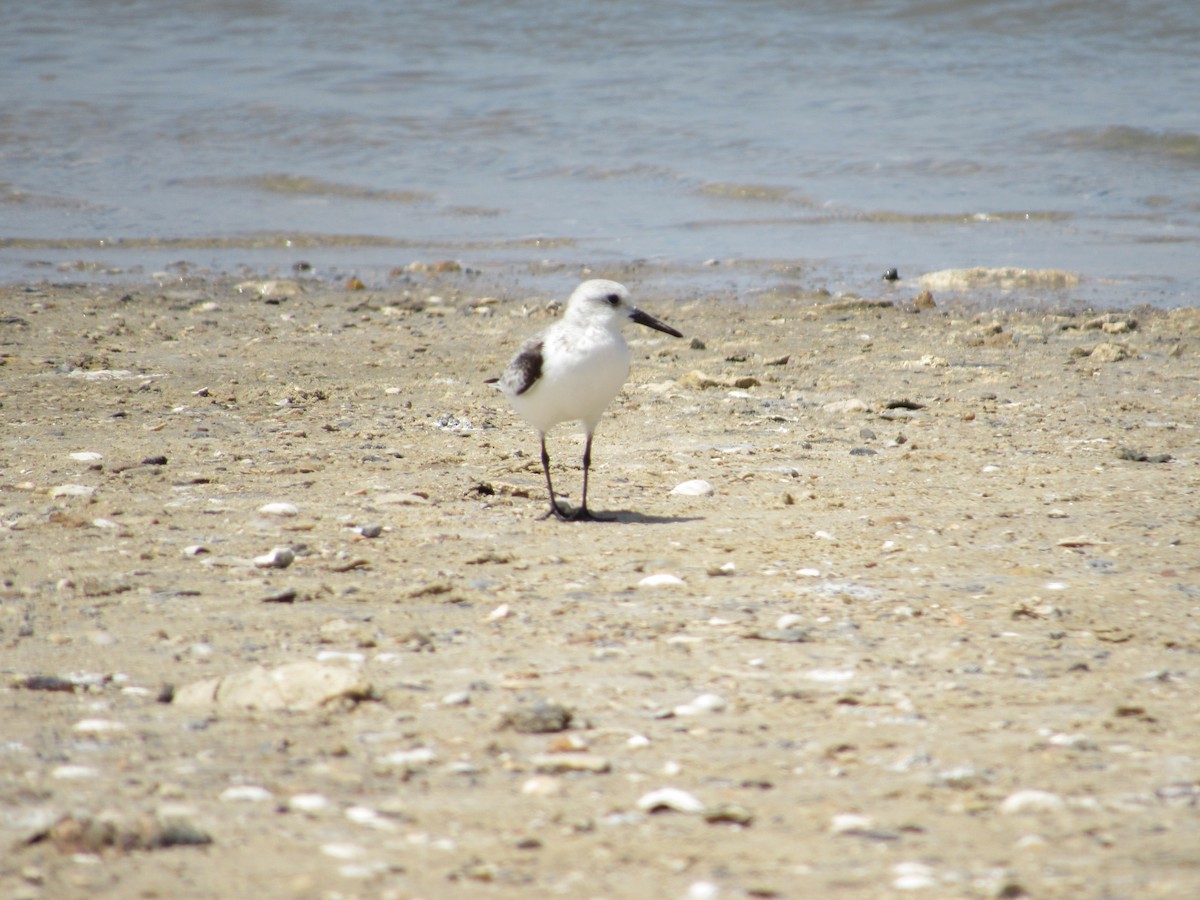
[605,293,620,306]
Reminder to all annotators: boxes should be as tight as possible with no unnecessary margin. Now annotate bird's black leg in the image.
[538,434,571,520]
[573,431,614,522]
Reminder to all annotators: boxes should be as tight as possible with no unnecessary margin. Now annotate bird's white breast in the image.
[510,321,631,433]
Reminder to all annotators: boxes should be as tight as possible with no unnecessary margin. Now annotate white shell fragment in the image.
[637,787,706,814]
[219,785,274,803]
[254,547,295,569]
[638,573,686,588]
[319,842,367,861]
[258,502,299,517]
[50,484,95,498]
[673,693,727,716]
[70,451,103,462]
[830,812,874,833]
[671,479,714,497]
[1000,789,1065,814]
[51,765,99,780]
[288,793,330,813]
[893,861,938,890]
[379,747,438,768]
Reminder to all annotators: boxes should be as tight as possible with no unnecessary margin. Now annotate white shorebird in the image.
[488,279,683,521]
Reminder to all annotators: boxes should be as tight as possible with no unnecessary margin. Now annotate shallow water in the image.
[2,0,1198,306]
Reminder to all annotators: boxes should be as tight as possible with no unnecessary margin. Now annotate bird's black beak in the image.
[630,308,683,338]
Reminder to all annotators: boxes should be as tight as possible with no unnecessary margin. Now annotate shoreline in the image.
[2,250,1196,313]
[2,273,1198,897]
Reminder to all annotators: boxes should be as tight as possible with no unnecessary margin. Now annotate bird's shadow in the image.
[580,510,704,526]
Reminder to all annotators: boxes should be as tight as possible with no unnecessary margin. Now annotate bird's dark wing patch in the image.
[503,339,544,396]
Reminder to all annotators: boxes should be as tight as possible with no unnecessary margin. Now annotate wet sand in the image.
[2,270,1198,898]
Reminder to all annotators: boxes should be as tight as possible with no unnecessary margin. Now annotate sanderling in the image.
[488,279,683,521]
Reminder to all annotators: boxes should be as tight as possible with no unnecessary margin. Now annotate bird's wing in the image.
[500,338,544,396]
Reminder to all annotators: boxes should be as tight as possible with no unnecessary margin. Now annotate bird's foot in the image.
[538,503,614,522]
[539,501,575,521]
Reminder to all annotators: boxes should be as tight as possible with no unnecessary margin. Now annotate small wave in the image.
[181,174,434,203]
[679,209,1072,229]
[696,182,813,205]
[0,182,99,210]
[0,232,575,252]
[1054,126,1200,167]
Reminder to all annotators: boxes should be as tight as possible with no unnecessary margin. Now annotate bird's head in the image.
[565,279,683,338]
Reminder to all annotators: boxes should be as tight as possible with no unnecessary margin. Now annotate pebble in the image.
[1083,313,1137,333]
[380,747,438,768]
[30,812,212,855]
[674,693,727,716]
[892,861,937,890]
[928,765,988,789]
[899,354,949,369]
[638,573,686,588]
[686,882,721,900]
[258,502,299,517]
[69,451,103,462]
[830,812,874,833]
[442,690,471,706]
[253,547,295,569]
[704,804,754,826]
[531,753,612,774]
[821,398,869,414]
[315,650,366,664]
[345,806,396,830]
[521,775,563,796]
[637,788,706,815]
[501,701,573,734]
[1087,341,1133,363]
[319,842,366,861]
[357,524,383,538]
[49,484,95,498]
[50,765,99,780]
[746,628,813,643]
[318,618,377,647]
[73,719,126,734]
[1000,789,1065,814]
[173,661,372,712]
[219,785,274,803]
[671,479,714,497]
[288,793,330,813]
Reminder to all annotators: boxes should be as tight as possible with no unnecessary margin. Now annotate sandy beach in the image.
[2,268,1198,898]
